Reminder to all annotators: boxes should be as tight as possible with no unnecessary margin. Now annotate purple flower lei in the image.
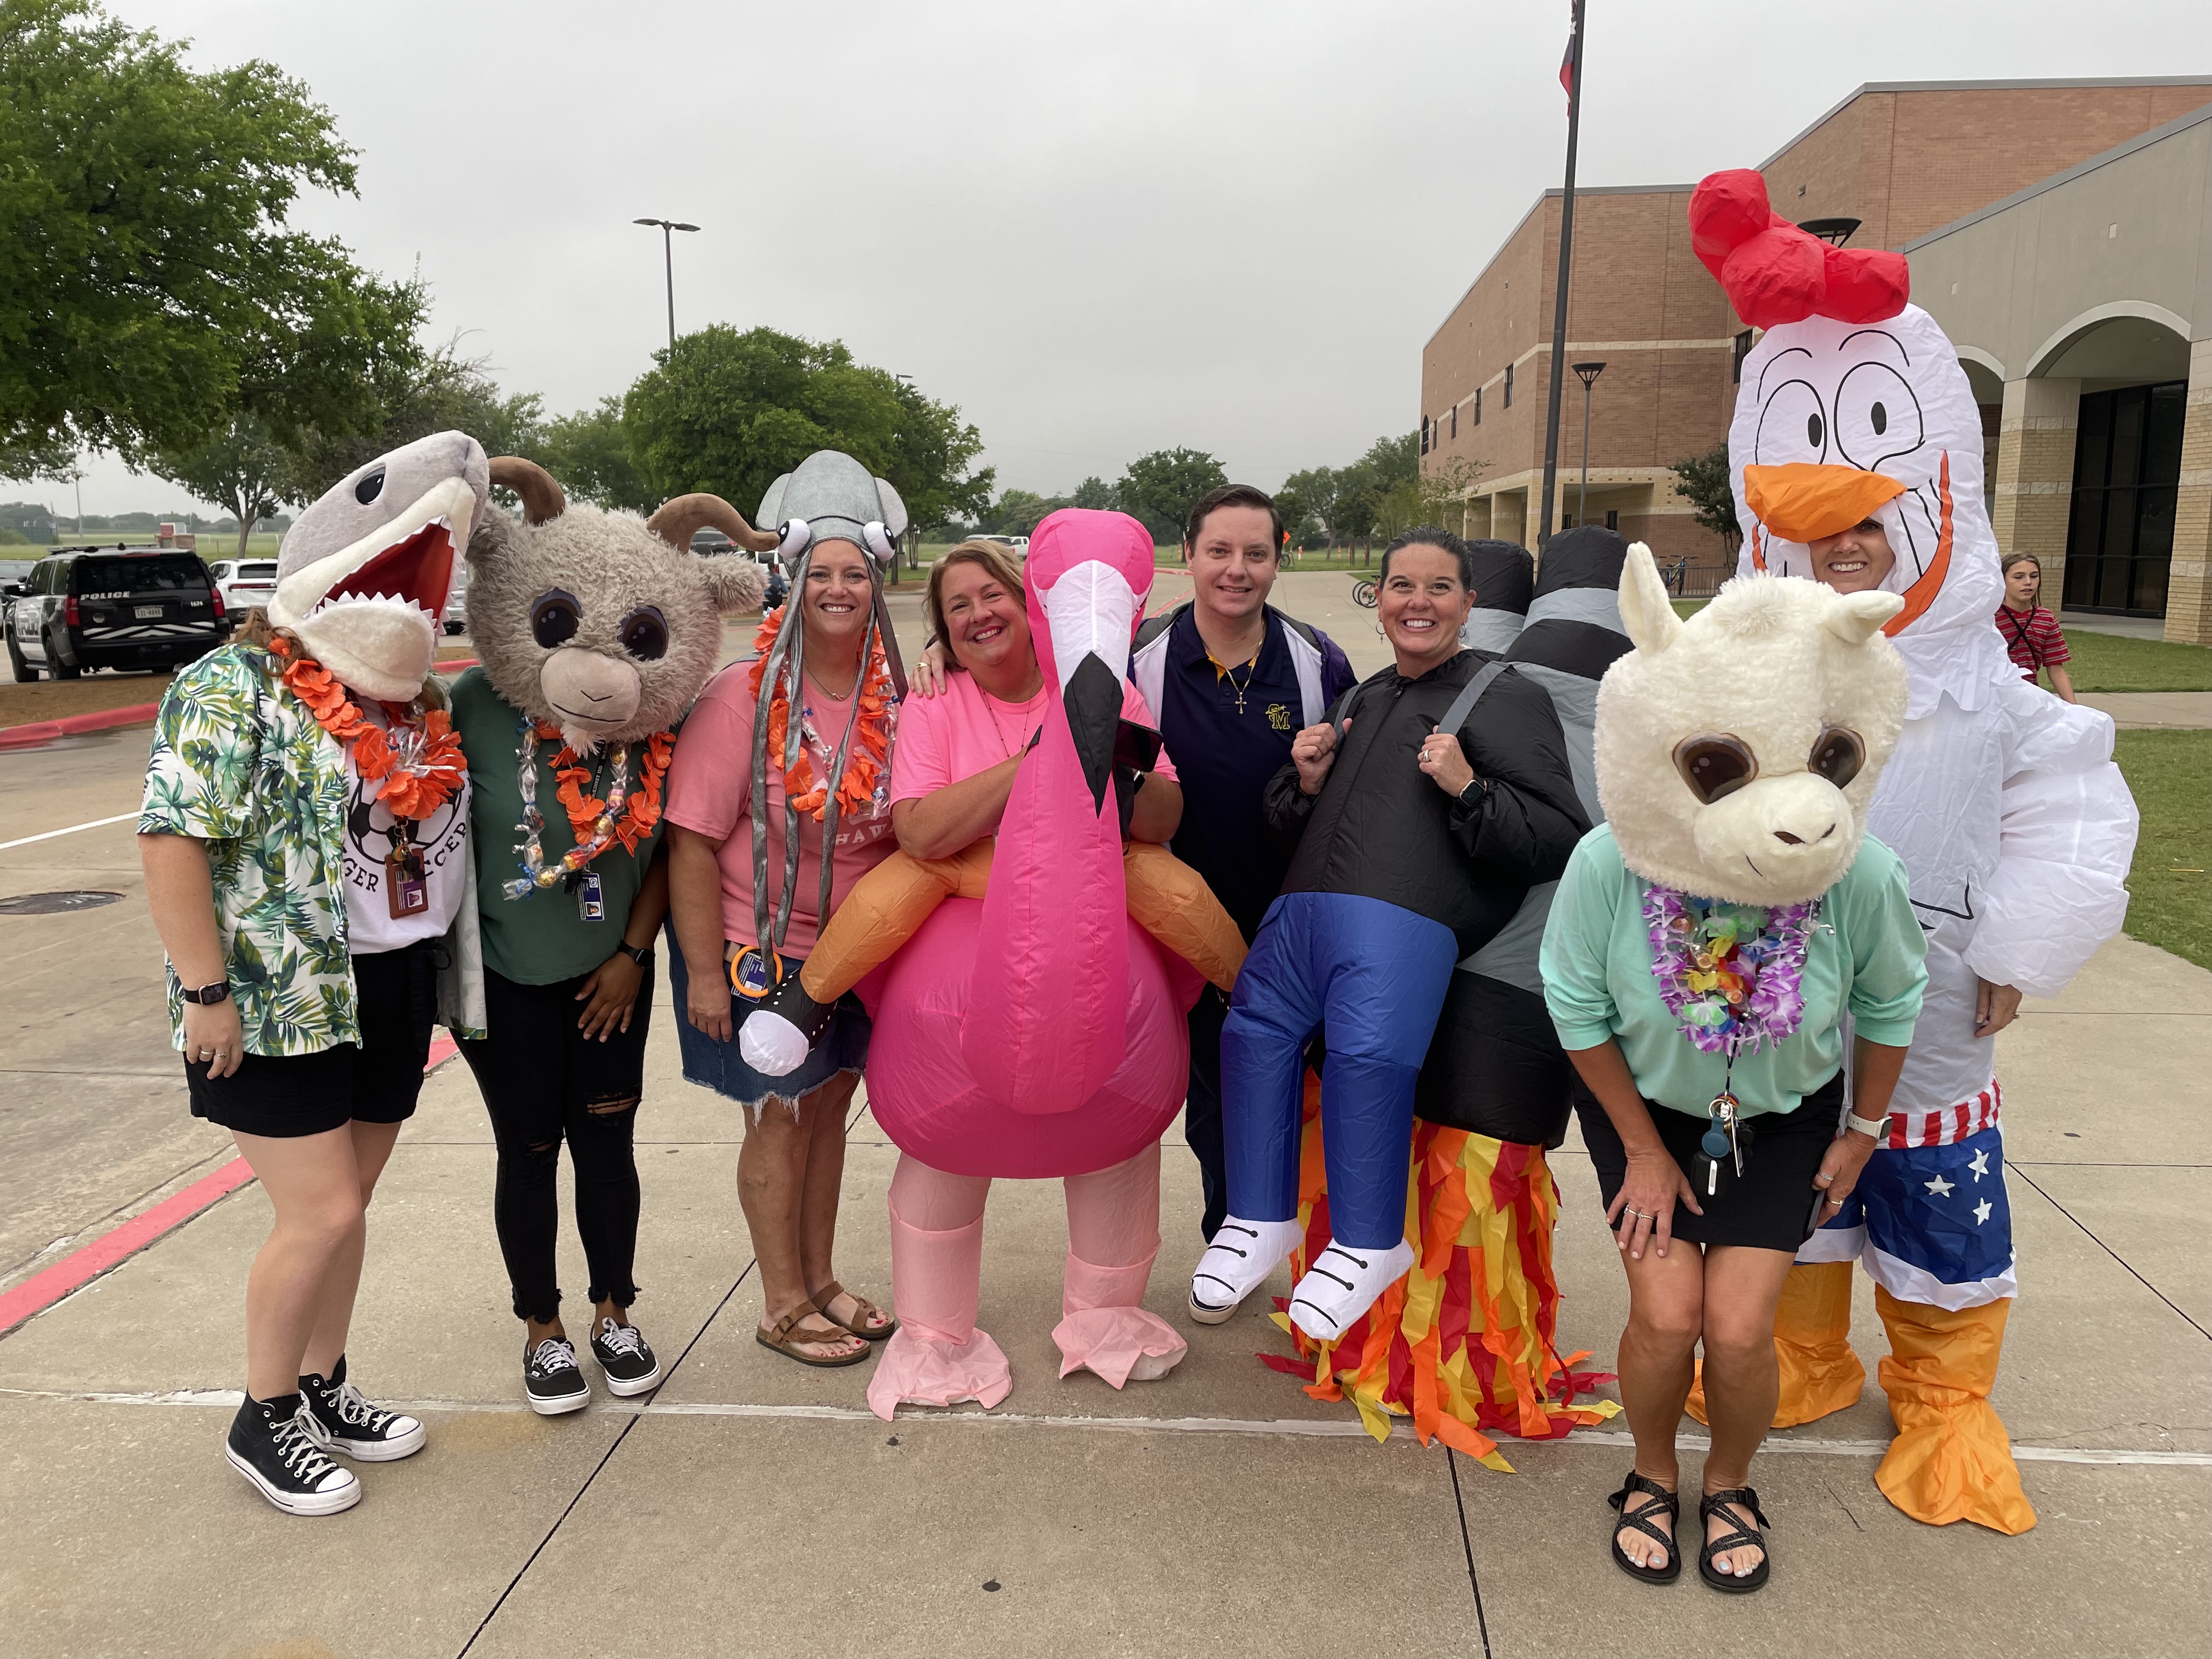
[1643,885,1820,1057]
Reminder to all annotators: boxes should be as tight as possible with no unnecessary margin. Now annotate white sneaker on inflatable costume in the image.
[1700,167,2140,1534]
[1187,1216,1303,1324]
[1287,1237,1417,1342]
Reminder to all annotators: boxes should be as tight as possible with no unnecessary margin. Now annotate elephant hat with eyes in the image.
[465,459,769,751]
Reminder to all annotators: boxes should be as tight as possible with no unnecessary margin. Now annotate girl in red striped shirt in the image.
[1995,551,2075,703]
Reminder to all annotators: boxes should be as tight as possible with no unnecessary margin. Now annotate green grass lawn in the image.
[2058,629,2212,692]
[2114,729,2210,970]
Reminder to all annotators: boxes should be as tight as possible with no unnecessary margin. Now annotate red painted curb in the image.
[0,659,477,753]
[0,1034,466,1338]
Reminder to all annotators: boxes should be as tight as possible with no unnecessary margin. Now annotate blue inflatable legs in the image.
[1220,892,1458,1250]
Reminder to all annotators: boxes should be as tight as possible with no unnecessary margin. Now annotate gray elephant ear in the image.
[874,477,909,540]
[757,473,793,528]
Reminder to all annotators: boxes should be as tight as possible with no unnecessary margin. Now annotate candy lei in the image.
[270,639,464,820]
[748,606,893,820]
[1643,886,1819,1056]
[503,718,673,901]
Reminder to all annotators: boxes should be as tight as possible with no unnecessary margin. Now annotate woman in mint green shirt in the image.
[1539,822,1925,1589]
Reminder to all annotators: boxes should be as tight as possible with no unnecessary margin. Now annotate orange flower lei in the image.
[534,722,674,857]
[747,607,894,820]
[270,638,465,820]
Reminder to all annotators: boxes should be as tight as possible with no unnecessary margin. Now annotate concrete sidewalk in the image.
[0,930,2205,1657]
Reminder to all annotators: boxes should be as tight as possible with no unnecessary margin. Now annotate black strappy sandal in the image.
[1697,1486,1772,1594]
[1606,1470,1681,1584]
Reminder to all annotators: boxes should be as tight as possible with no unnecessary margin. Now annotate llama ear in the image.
[1617,541,1683,656]
[1825,589,1904,646]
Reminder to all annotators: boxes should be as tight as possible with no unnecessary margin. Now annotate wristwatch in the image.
[1845,1110,1889,1140]
[618,943,654,968]
[1457,776,1488,806]
[179,980,230,1006]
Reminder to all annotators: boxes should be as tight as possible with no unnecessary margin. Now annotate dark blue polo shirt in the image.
[1152,608,1317,941]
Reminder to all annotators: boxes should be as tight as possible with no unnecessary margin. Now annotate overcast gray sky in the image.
[24,0,2212,518]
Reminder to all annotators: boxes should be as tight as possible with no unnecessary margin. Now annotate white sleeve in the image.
[1963,679,2140,997]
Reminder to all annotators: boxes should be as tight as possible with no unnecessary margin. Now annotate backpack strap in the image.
[1132,601,1189,652]
[1436,659,1511,741]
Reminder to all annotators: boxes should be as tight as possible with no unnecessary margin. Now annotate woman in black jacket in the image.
[1188,528,1589,1340]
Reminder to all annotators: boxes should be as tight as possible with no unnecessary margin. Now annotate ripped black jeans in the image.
[459,963,653,1323]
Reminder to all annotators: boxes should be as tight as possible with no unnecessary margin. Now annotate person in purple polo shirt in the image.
[1129,484,1357,1240]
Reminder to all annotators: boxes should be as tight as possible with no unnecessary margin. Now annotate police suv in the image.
[7,546,228,681]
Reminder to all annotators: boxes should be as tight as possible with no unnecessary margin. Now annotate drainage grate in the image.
[0,890,123,915]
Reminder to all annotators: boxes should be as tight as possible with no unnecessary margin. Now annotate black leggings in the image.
[458,963,653,1323]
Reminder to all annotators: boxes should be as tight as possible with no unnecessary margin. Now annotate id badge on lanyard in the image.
[386,842,428,919]
[571,870,605,922]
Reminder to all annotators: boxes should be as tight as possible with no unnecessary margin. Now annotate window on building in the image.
[1449,405,1458,439]
[1732,330,1753,385]
[1420,417,1430,455]
[1474,387,1482,426]
[1606,509,1620,531]
[1504,364,1514,408]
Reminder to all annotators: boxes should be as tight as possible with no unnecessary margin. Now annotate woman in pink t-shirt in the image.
[736,541,1246,1075]
[664,538,896,1368]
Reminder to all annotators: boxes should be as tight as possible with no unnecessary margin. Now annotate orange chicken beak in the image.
[1742,463,1907,544]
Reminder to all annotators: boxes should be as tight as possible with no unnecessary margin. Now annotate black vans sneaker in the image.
[590,1317,662,1397]
[225,1392,362,1516]
[298,1355,426,1462]
[524,1337,591,1415]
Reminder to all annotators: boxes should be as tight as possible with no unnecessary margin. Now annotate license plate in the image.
[134,605,163,619]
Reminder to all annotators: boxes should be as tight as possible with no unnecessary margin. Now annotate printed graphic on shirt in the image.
[340,706,469,950]
[1266,702,1293,731]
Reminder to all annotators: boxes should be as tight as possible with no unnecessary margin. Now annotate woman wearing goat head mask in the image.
[664,452,905,1369]
[1538,546,1926,1594]
[448,460,766,1417]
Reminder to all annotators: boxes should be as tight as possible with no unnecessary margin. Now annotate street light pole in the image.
[1572,360,1606,526]
[632,218,700,349]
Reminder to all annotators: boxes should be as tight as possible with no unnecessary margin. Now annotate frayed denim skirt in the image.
[665,935,871,1114]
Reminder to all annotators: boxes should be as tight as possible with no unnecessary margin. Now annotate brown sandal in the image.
[809,1279,898,1341]
[755,1302,870,1368]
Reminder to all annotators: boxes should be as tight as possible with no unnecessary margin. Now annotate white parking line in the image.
[0,811,138,852]
[6,1387,2207,1467]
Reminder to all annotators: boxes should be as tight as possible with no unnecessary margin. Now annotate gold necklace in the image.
[1207,646,1261,715]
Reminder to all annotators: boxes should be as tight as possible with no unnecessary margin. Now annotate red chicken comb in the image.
[1688,169,1909,329]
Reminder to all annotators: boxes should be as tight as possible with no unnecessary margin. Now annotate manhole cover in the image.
[0,890,123,915]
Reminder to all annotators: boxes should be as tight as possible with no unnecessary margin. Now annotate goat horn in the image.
[489,456,565,526]
[647,493,780,555]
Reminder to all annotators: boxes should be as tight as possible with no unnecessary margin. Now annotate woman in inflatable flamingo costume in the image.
[862,508,1228,1418]
[1684,169,2139,1533]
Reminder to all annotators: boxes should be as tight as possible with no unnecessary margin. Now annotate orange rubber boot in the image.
[1872,1287,2036,1534]
[1686,1259,1863,1426]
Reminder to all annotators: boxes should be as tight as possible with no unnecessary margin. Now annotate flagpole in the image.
[1536,0,1585,552]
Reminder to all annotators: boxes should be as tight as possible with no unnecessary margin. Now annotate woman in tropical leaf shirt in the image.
[139,612,483,1516]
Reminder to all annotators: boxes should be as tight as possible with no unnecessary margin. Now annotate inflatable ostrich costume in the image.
[1684,168,2139,1533]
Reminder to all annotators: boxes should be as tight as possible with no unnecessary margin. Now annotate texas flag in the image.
[1560,3,1580,99]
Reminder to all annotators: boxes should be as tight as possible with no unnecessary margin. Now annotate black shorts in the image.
[1574,1069,1846,1253]
[186,940,439,1139]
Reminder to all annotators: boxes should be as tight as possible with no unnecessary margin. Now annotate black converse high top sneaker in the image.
[226,1392,362,1516]
[589,1317,662,1397]
[297,1355,426,1461]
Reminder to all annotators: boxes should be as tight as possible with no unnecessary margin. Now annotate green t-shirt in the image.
[450,668,664,985]
[1538,823,1926,1119]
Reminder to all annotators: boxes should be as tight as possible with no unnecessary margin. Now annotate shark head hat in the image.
[268,431,490,702]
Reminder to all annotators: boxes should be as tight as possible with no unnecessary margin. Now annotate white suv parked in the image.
[206,557,280,614]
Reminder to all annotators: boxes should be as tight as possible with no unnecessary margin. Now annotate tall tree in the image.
[1668,443,1742,552]
[278,344,548,501]
[622,326,989,528]
[1114,447,1228,542]
[0,0,426,477]
[541,397,654,514]
[1069,476,1118,511]
[149,416,289,558]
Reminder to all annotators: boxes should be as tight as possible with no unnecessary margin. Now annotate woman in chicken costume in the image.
[1688,168,2140,1534]
[862,509,1231,1417]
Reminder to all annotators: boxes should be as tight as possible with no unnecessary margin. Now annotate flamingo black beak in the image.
[1063,653,1121,815]
[1040,557,1140,820]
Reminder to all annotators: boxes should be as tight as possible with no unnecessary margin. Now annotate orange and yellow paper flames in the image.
[1262,1076,1619,1471]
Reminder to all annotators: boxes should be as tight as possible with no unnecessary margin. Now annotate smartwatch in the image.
[1457,776,1488,807]
[1844,1110,1889,1141]
[179,980,230,1006]
[618,943,654,968]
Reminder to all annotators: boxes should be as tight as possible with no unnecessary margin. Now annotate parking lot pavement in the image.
[1,579,2207,1657]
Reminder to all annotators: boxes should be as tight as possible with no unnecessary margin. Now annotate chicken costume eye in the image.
[618,606,669,661]
[1754,380,1829,466]
[530,589,582,647]
[1833,362,1925,472]
[1673,734,1758,803]
[1808,726,1865,788]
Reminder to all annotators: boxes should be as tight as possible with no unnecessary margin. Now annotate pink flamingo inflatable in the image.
[861,509,1197,1417]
